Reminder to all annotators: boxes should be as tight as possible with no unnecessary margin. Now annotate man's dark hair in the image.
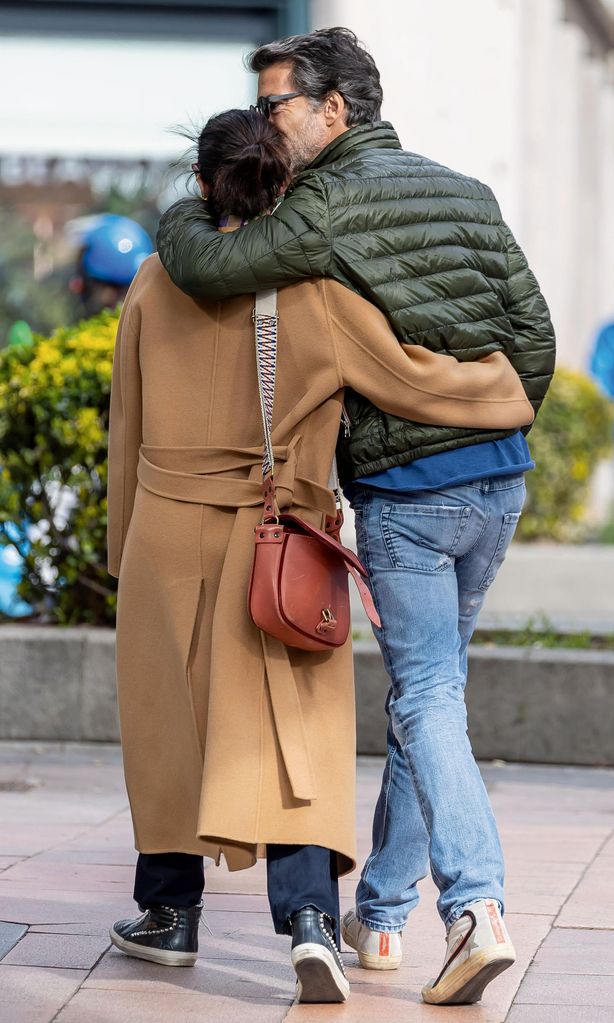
[249,27,383,127]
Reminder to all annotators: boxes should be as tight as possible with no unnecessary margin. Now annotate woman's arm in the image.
[107,291,143,578]
[323,281,534,430]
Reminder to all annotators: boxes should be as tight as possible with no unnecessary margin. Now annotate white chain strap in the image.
[254,290,278,479]
[253,289,342,502]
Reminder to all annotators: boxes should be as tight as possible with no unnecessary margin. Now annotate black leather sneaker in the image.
[290,906,350,1003]
[110,903,202,966]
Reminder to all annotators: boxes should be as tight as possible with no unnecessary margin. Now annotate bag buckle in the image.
[316,608,337,634]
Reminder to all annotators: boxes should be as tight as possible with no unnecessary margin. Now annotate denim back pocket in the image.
[477,510,522,591]
[380,501,472,573]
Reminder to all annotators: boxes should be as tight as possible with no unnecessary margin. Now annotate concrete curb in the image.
[1,627,613,765]
[355,641,614,765]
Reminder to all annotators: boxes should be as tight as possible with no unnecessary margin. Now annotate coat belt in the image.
[137,440,336,519]
[137,440,336,803]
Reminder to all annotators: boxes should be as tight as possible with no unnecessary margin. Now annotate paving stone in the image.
[30,921,112,937]
[86,949,295,995]
[555,841,614,929]
[514,971,614,1006]
[58,976,293,1022]
[507,1008,614,1023]
[0,855,24,871]
[531,926,614,978]
[1,931,110,969]
[205,859,268,895]
[0,965,87,1023]
[36,848,137,866]
[0,921,27,960]
[0,860,134,893]
[203,892,271,913]
[0,887,133,926]
[546,927,614,948]
[284,985,506,1022]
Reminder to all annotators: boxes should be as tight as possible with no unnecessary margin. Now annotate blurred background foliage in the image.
[518,368,614,541]
[0,195,161,343]
[0,204,75,340]
[0,309,118,624]
[0,317,613,624]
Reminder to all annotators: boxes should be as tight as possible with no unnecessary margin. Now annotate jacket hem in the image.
[345,428,518,481]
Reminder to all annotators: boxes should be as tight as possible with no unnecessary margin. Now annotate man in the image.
[157,27,555,1006]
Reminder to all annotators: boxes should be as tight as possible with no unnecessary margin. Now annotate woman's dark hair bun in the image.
[196,109,290,221]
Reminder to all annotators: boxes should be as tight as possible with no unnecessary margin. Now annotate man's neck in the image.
[218,214,243,233]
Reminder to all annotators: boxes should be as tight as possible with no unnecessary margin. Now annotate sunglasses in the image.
[252,92,303,119]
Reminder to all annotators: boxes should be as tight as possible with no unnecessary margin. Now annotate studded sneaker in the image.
[290,906,350,1003]
[422,899,516,1005]
[341,909,403,970]
[110,902,202,967]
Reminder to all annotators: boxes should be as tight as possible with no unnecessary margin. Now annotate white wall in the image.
[311,0,614,371]
[0,36,254,159]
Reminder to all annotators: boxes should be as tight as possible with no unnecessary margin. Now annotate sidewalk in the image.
[1,743,613,1022]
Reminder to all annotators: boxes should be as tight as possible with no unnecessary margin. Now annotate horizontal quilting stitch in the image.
[390,314,510,339]
[365,264,506,287]
[328,185,497,206]
[376,283,497,305]
[333,221,501,242]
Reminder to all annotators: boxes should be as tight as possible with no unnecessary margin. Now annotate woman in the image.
[106,108,533,1004]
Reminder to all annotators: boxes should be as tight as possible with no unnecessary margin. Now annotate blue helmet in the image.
[81,215,153,286]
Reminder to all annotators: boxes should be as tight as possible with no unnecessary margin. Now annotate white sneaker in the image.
[341,909,403,970]
[422,899,516,1005]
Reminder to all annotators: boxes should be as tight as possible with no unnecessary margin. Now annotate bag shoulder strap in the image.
[254,289,343,518]
[254,290,278,483]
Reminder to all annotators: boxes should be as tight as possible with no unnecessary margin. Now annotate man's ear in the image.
[323,90,346,127]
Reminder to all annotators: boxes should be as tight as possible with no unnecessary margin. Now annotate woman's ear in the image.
[196,175,210,200]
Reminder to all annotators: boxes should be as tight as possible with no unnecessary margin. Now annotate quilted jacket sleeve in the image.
[156,177,333,300]
[501,224,556,427]
[106,289,142,578]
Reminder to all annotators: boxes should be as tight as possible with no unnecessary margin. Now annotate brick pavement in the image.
[0,743,613,1022]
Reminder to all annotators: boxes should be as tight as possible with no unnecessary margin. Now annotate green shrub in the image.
[518,368,614,541]
[0,310,119,624]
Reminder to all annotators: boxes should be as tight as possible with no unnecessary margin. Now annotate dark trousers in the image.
[134,844,340,938]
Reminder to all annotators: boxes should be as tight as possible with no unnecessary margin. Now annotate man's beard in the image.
[283,108,330,173]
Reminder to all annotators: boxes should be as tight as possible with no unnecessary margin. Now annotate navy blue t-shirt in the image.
[350,431,534,496]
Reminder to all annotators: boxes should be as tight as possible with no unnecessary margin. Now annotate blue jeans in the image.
[352,475,526,931]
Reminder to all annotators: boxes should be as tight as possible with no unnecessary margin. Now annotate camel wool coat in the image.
[107,254,533,876]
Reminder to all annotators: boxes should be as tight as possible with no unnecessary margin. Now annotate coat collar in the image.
[305,121,402,171]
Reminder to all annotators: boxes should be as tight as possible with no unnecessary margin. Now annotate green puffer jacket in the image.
[157,122,555,481]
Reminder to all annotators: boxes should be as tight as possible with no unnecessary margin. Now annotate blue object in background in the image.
[0,522,31,617]
[81,214,153,285]
[590,321,614,400]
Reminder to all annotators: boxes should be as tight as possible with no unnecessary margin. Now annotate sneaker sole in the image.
[341,922,402,971]
[292,943,350,1003]
[109,927,198,967]
[422,946,516,1005]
